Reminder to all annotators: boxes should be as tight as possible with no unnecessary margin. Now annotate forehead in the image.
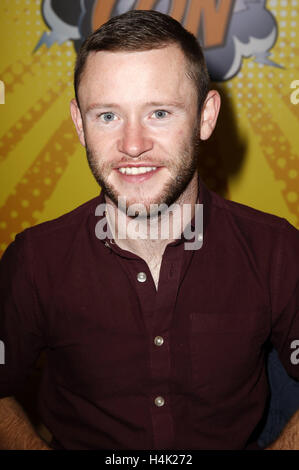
[78,44,197,107]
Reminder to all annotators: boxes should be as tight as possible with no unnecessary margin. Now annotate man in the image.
[0,10,298,450]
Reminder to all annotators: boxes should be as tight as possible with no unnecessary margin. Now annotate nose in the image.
[117,121,153,158]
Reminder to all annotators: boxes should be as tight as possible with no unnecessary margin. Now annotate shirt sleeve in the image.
[0,231,46,398]
[270,220,299,381]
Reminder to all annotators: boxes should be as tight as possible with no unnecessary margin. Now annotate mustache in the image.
[86,147,166,170]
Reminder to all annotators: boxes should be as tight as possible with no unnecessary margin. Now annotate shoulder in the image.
[201,186,298,272]
[4,195,104,265]
[21,195,102,240]
[0,195,107,302]
[208,188,298,237]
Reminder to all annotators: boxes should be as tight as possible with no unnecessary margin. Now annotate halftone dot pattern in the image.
[0,119,78,255]
[221,0,299,227]
[269,37,299,121]
[0,80,68,161]
[245,88,298,226]
[0,45,74,94]
[0,1,76,256]
[1,55,43,94]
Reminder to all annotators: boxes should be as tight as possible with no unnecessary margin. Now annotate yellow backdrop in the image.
[0,0,298,257]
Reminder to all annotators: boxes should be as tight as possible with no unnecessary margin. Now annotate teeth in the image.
[118,166,157,175]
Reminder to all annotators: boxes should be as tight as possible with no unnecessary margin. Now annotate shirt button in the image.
[137,272,147,283]
[154,336,164,346]
[154,396,165,407]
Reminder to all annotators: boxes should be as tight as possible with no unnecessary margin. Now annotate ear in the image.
[199,90,221,141]
[70,99,86,147]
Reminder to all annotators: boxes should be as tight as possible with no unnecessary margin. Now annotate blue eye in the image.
[154,110,168,119]
[100,112,116,122]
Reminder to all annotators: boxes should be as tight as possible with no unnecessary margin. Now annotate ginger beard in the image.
[85,123,201,218]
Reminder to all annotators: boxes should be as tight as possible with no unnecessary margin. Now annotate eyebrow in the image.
[85,100,187,113]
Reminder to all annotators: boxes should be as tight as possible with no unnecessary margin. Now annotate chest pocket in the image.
[189,311,270,396]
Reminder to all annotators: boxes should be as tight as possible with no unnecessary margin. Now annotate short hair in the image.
[74,9,210,113]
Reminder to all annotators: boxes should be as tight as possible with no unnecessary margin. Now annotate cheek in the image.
[171,128,194,152]
[173,121,196,142]
[157,128,185,151]
[85,128,115,155]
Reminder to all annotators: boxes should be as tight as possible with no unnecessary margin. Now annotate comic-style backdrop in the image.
[0,0,298,256]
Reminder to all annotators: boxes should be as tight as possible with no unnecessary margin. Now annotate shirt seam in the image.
[211,198,289,232]
[22,196,101,239]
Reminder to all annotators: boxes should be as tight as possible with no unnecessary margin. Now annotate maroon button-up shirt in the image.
[0,181,298,450]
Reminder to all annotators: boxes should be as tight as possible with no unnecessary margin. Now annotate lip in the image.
[116,163,159,168]
[114,166,162,183]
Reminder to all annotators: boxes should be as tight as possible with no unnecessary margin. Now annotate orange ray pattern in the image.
[270,40,299,121]
[247,90,299,226]
[0,118,78,255]
[272,83,299,123]
[0,81,68,161]
[1,54,43,94]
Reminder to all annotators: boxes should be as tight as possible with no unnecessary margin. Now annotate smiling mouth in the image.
[117,166,157,175]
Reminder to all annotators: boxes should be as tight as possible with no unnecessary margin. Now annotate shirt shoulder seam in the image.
[210,195,290,232]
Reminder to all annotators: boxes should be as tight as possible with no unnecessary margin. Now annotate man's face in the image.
[73,45,201,212]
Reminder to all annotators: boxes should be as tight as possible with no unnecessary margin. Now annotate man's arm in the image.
[0,236,51,450]
[266,409,299,450]
[0,396,51,450]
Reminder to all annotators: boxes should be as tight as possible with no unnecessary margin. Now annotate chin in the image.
[122,196,163,212]
[103,172,182,212]
[107,183,165,207]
